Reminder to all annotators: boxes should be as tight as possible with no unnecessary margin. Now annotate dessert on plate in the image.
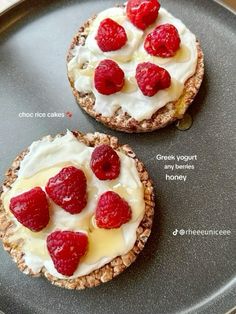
[0,130,154,289]
[67,0,204,133]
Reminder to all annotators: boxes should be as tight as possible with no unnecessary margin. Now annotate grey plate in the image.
[0,0,235,313]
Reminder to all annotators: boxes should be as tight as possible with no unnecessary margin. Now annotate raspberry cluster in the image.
[96,18,127,52]
[94,60,125,95]
[136,62,171,96]
[144,24,181,58]
[10,145,132,276]
[93,0,181,97]
[127,0,160,30]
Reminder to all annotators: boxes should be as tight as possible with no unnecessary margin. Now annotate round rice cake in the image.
[0,130,154,289]
[67,3,204,133]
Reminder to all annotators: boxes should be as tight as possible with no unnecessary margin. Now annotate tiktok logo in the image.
[173,229,178,236]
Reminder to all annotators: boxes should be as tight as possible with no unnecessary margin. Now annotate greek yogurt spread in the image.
[2,131,145,279]
[68,6,198,121]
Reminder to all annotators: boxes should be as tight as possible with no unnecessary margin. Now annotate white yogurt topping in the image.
[2,131,145,279]
[68,6,198,121]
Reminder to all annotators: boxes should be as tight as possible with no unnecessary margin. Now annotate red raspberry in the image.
[45,166,87,214]
[47,230,88,276]
[135,62,171,96]
[96,18,127,52]
[90,144,120,180]
[9,187,49,232]
[126,0,160,30]
[94,59,125,95]
[144,24,181,57]
[95,191,132,229]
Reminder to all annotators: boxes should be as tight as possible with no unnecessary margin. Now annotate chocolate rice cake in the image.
[67,12,204,133]
[0,131,154,289]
